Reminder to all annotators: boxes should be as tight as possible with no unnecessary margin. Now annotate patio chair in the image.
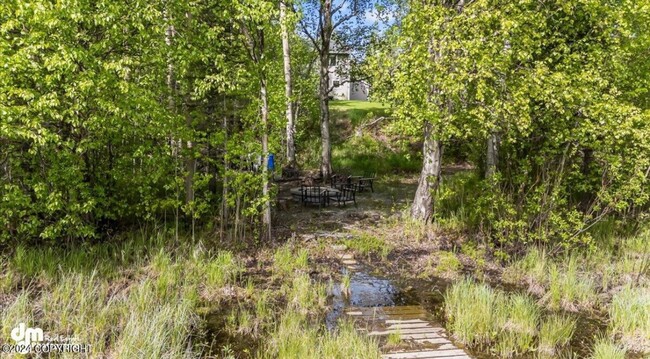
[347,175,362,191]
[330,174,351,190]
[300,185,329,208]
[357,173,376,193]
[334,186,357,207]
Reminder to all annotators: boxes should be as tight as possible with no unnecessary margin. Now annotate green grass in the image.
[344,232,392,259]
[387,329,402,347]
[341,273,351,296]
[330,100,390,126]
[444,278,503,346]
[205,251,243,288]
[497,294,540,356]
[506,247,548,285]
[507,249,598,311]
[538,315,576,357]
[285,273,327,314]
[2,231,379,358]
[332,134,420,175]
[273,245,309,277]
[609,285,650,352]
[261,311,381,359]
[444,278,580,357]
[261,269,381,359]
[544,257,597,311]
[434,251,462,277]
[327,100,419,175]
[590,337,626,359]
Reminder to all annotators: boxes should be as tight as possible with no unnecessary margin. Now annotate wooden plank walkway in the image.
[345,305,472,359]
[338,253,472,359]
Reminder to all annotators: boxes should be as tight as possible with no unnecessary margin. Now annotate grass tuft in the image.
[537,314,576,357]
[444,278,502,345]
[261,310,381,359]
[344,232,391,259]
[609,285,650,352]
[205,251,243,288]
[590,337,626,359]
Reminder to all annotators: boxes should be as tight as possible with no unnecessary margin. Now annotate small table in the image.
[290,186,340,205]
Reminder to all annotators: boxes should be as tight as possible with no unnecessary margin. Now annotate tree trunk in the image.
[165,22,176,109]
[411,121,442,221]
[280,1,296,168]
[184,103,195,204]
[260,79,272,238]
[183,12,195,205]
[318,0,333,180]
[486,132,498,178]
[165,17,180,241]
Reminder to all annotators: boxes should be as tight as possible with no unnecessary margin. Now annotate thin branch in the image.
[333,11,357,30]
[298,19,321,51]
[332,0,348,15]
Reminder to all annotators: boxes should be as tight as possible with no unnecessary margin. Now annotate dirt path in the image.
[274,174,476,358]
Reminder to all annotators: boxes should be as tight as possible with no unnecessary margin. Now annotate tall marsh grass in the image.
[538,315,576,357]
[444,278,577,357]
[609,285,650,353]
[261,311,381,359]
[273,245,309,277]
[590,337,626,359]
[444,278,503,345]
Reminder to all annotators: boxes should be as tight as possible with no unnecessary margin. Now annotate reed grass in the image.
[590,337,625,359]
[444,278,502,345]
[609,285,650,352]
[261,311,381,359]
[537,314,576,357]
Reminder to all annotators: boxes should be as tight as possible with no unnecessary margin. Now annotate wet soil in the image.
[201,172,643,358]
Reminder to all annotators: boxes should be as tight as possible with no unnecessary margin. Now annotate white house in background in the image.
[327,52,370,101]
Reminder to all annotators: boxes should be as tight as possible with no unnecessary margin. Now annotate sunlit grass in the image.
[444,278,580,357]
[496,294,540,357]
[537,315,576,357]
[609,285,650,352]
[444,278,502,345]
[260,311,381,359]
[205,250,243,288]
[273,245,309,277]
[344,232,391,259]
[434,251,462,277]
[590,337,626,359]
[330,100,390,126]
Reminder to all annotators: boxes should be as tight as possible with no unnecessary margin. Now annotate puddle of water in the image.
[327,268,406,330]
[325,264,646,359]
[199,303,264,358]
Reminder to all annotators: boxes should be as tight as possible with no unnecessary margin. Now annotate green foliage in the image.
[609,285,650,352]
[590,337,626,359]
[368,0,650,247]
[332,134,420,175]
[538,315,576,357]
[344,232,391,259]
[0,0,291,242]
[330,101,390,127]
